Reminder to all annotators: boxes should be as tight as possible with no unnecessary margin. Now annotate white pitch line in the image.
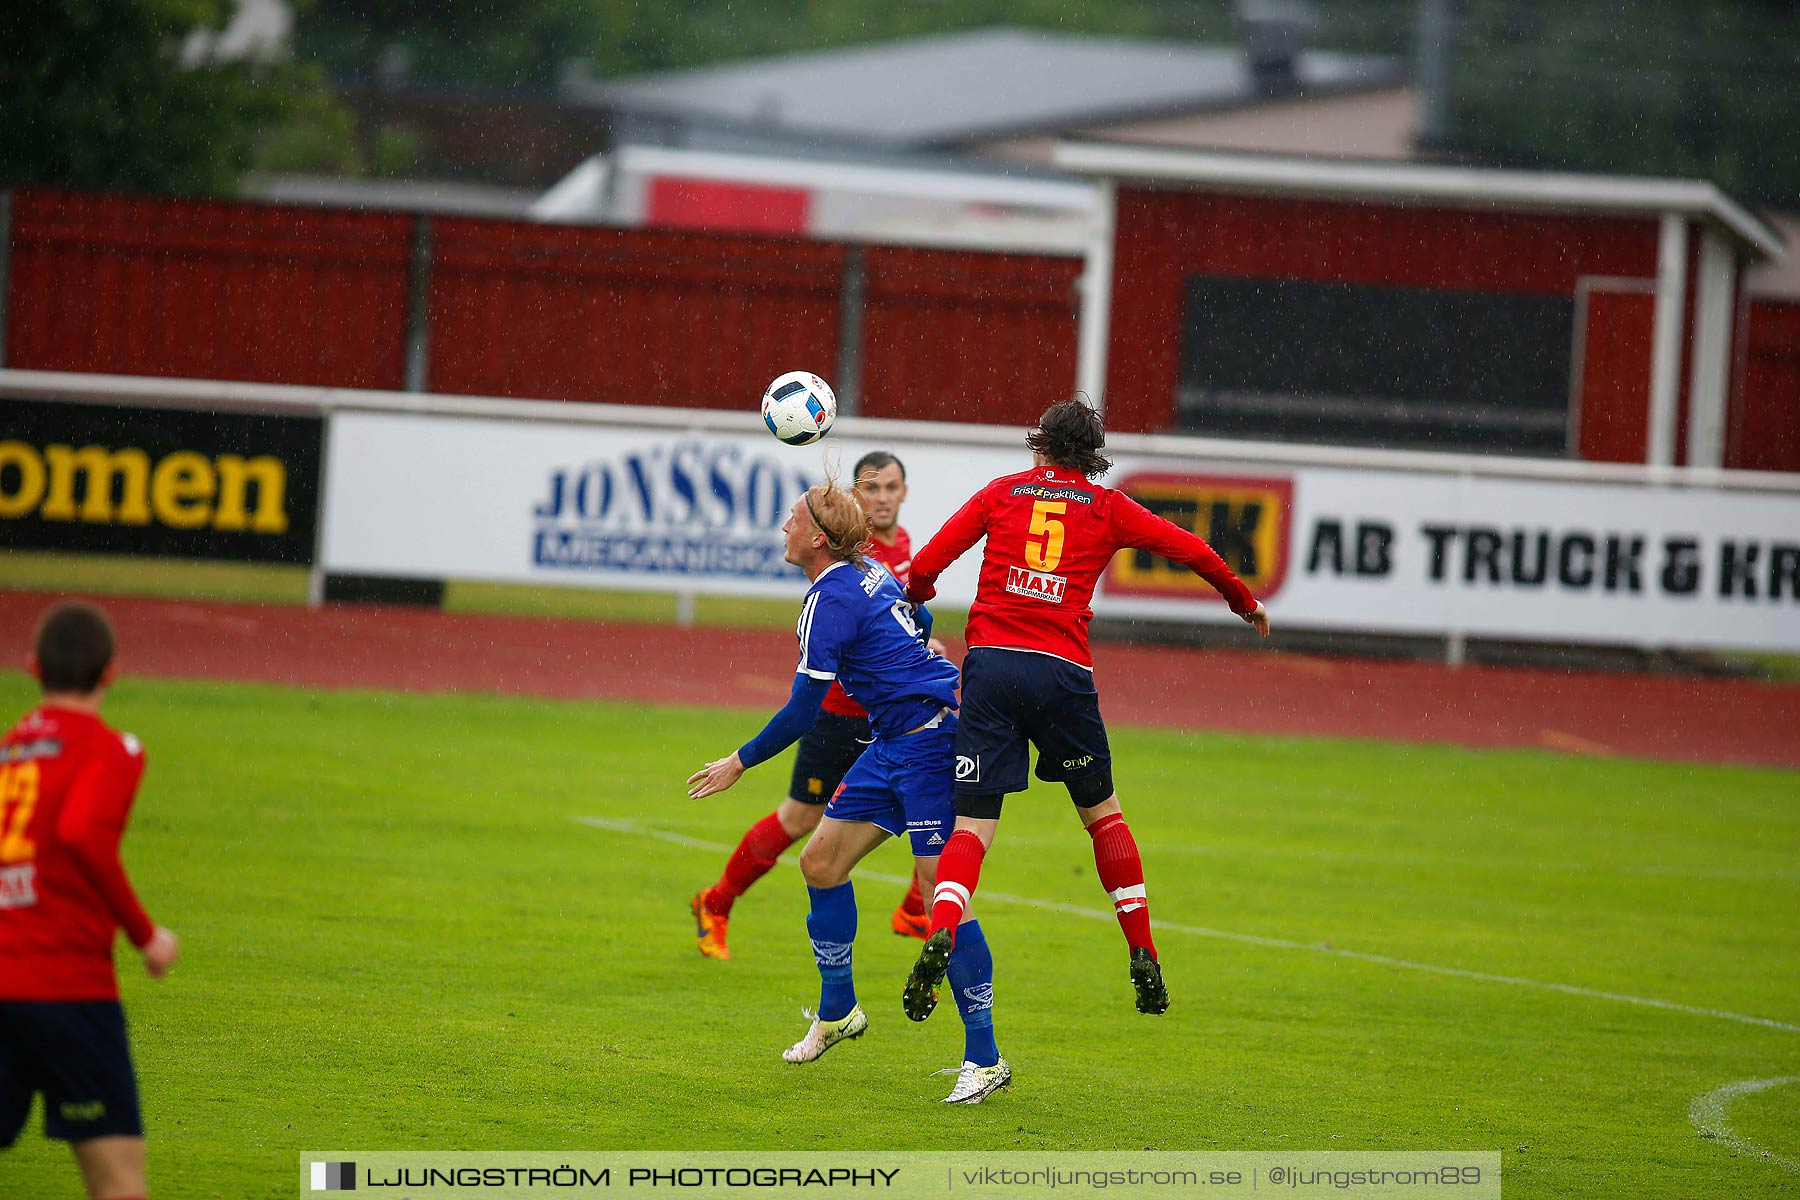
[1689,1077,1800,1174]
[576,816,1800,1035]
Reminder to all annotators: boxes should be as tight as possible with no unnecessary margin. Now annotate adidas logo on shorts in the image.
[927,832,945,846]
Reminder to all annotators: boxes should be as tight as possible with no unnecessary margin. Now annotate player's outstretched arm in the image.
[1112,492,1262,622]
[687,753,746,799]
[687,673,831,798]
[906,488,990,605]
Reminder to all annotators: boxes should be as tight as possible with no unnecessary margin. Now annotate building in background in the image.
[531,145,1095,252]
[1058,143,1783,469]
[587,26,1402,159]
[274,23,1404,232]
[20,8,1794,474]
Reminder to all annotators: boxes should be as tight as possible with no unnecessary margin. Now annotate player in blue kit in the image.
[688,472,1012,1104]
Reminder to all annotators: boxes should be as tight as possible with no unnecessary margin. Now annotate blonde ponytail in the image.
[804,463,871,567]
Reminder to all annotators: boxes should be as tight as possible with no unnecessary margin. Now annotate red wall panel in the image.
[427,218,844,408]
[1734,299,1800,473]
[2,191,1085,429]
[1105,189,1663,434]
[7,189,411,388]
[858,246,1079,427]
[1575,287,1655,463]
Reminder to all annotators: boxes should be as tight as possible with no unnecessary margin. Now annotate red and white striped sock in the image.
[928,829,986,946]
[1088,812,1156,958]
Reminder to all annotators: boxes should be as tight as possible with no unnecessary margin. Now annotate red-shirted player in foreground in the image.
[1,601,178,1200]
[692,451,937,958]
[900,399,1269,1022]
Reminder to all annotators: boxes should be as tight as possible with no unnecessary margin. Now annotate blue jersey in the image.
[796,559,960,739]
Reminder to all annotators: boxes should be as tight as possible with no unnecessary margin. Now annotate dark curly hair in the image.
[1026,398,1113,478]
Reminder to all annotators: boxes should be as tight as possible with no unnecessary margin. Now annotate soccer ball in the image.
[761,371,837,446]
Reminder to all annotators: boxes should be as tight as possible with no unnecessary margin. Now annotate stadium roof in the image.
[594,27,1403,148]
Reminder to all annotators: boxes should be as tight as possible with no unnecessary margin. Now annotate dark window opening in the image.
[1178,275,1575,455]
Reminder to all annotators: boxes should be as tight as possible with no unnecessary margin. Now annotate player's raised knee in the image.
[798,837,846,888]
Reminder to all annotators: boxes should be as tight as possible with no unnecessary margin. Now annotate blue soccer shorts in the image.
[824,714,957,856]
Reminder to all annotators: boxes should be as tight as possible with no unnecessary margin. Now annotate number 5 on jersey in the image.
[1026,500,1067,572]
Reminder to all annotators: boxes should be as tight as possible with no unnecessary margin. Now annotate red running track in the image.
[1,591,1795,769]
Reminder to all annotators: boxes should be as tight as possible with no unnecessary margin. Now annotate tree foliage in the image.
[0,0,351,194]
[292,0,1192,89]
[1446,0,1800,208]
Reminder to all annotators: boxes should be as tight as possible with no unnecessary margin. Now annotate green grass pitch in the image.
[1,673,1795,1198]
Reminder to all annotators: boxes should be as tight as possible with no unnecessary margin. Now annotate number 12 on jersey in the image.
[0,760,40,909]
[0,761,39,865]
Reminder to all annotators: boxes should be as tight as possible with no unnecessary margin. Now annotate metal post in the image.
[1647,214,1689,467]
[1415,0,1456,150]
[404,214,432,393]
[1075,178,1116,413]
[307,411,333,608]
[1444,465,1470,668]
[1684,228,1737,469]
[834,245,865,417]
[0,190,13,369]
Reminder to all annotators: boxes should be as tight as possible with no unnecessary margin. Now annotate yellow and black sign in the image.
[1105,472,1293,601]
[0,398,321,563]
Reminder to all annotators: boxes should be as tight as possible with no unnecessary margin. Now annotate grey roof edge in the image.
[241,174,542,219]
[1055,141,1786,263]
[602,69,1404,151]
[593,28,1404,147]
[900,67,1410,148]
[598,26,1152,92]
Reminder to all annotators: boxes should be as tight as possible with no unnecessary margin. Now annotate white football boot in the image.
[781,1005,868,1064]
[936,1057,1012,1103]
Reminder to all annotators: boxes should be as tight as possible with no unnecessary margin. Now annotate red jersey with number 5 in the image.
[0,705,155,1001]
[907,465,1256,669]
[819,527,914,717]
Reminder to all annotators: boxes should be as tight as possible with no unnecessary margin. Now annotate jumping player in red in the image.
[900,399,1269,1022]
[1,601,179,1200]
[692,452,937,958]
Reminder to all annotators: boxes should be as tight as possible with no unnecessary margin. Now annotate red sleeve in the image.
[55,739,154,948]
[1109,491,1259,615]
[906,485,991,605]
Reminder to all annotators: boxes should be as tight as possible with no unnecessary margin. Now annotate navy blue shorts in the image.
[953,647,1112,798]
[789,710,873,805]
[0,1000,143,1145]
[824,713,957,856]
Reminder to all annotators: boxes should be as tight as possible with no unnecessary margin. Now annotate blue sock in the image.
[946,919,999,1067]
[806,882,858,1021]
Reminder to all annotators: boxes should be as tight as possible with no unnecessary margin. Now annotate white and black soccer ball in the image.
[761,371,837,446]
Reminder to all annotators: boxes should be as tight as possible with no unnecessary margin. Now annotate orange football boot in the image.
[890,903,929,940]
[690,892,730,960]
